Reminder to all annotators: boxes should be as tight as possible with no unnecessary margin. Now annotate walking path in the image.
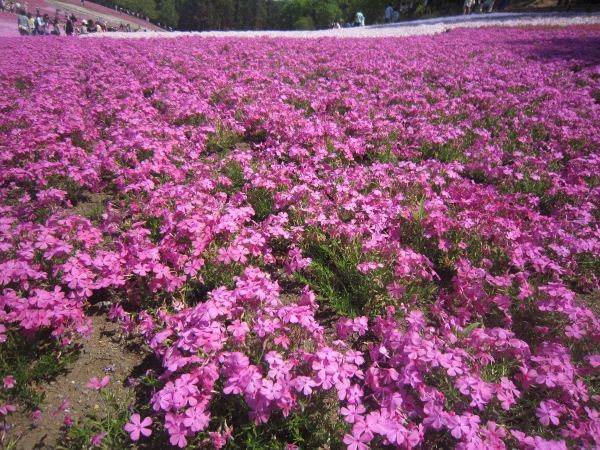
[84,11,600,38]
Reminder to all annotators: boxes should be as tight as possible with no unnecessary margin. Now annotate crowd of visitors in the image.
[375,0,502,20]
[372,0,502,21]
[2,0,25,13]
[463,0,502,14]
[14,5,149,35]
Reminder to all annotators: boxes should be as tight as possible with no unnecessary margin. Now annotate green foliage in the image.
[57,390,142,450]
[461,169,487,184]
[0,331,78,409]
[420,139,466,164]
[297,237,387,316]
[314,2,343,28]
[174,112,207,127]
[151,99,168,114]
[206,124,241,156]
[209,389,346,450]
[81,199,107,222]
[14,77,33,94]
[0,118,30,134]
[223,160,247,194]
[70,130,94,153]
[243,126,269,145]
[178,0,267,31]
[364,130,399,164]
[293,15,316,30]
[49,176,85,207]
[247,186,275,221]
[157,0,179,27]
[145,216,164,244]
[198,257,242,295]
[280,0,311,29]
[112,0,158,20]
[136,149,154,162]
[479,356,519,383]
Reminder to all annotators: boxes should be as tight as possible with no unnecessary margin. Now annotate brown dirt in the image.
[8,308,153,450]
[71,191,109,220]
[578,289,600,320]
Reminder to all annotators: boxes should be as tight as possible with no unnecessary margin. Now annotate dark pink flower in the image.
[90,432,108,447]
[3,376,15,389]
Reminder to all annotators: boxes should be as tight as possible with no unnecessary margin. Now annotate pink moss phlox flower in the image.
[51,396,70,418]
[536,400,562,426]
[124,413,153,441]
[108,303,126,321]
[343,428,371,450]
[227,320,250,343]
[0,402,16,416]
[3,376,15,389]
[341,403,366,423]
[63,414,74,428]
[86,376,110,390]
[165,412,192,447]
[90,432,108,447]
[209,431,228,449]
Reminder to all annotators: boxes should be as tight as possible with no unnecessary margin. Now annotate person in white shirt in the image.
[463,0,473,14]
[355,10,364,26]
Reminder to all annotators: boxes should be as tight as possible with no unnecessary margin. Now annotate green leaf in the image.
[460,322,481,336]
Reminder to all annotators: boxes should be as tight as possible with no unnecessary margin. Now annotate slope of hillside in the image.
[0,0,160,37]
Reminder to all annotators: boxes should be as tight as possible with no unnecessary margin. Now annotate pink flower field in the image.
[1,25,600,449]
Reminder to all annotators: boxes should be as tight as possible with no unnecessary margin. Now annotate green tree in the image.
[280,0,312,29]
[263,0,284,29]
[293,15,315,29]
[114,0,158,20]
[157,0,179,27]
[314,2,342,28]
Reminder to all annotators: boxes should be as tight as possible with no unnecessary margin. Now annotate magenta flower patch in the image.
[0,25,599,449]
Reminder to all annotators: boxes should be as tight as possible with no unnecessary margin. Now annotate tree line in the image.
[93,0,403,30]
[180,0,396,31]
[92,0,600,31]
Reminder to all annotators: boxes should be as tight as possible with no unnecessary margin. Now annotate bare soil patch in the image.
[9,308,153,450]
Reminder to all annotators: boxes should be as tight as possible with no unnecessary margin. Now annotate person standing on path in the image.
[27,12,35,34]
[463,0,473,14]
[35,13,45,35]
[51,18,60,35]
[354,10,364,26]
[65,17,73,35]
[18,9,31,35]
[384,4,393,23]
